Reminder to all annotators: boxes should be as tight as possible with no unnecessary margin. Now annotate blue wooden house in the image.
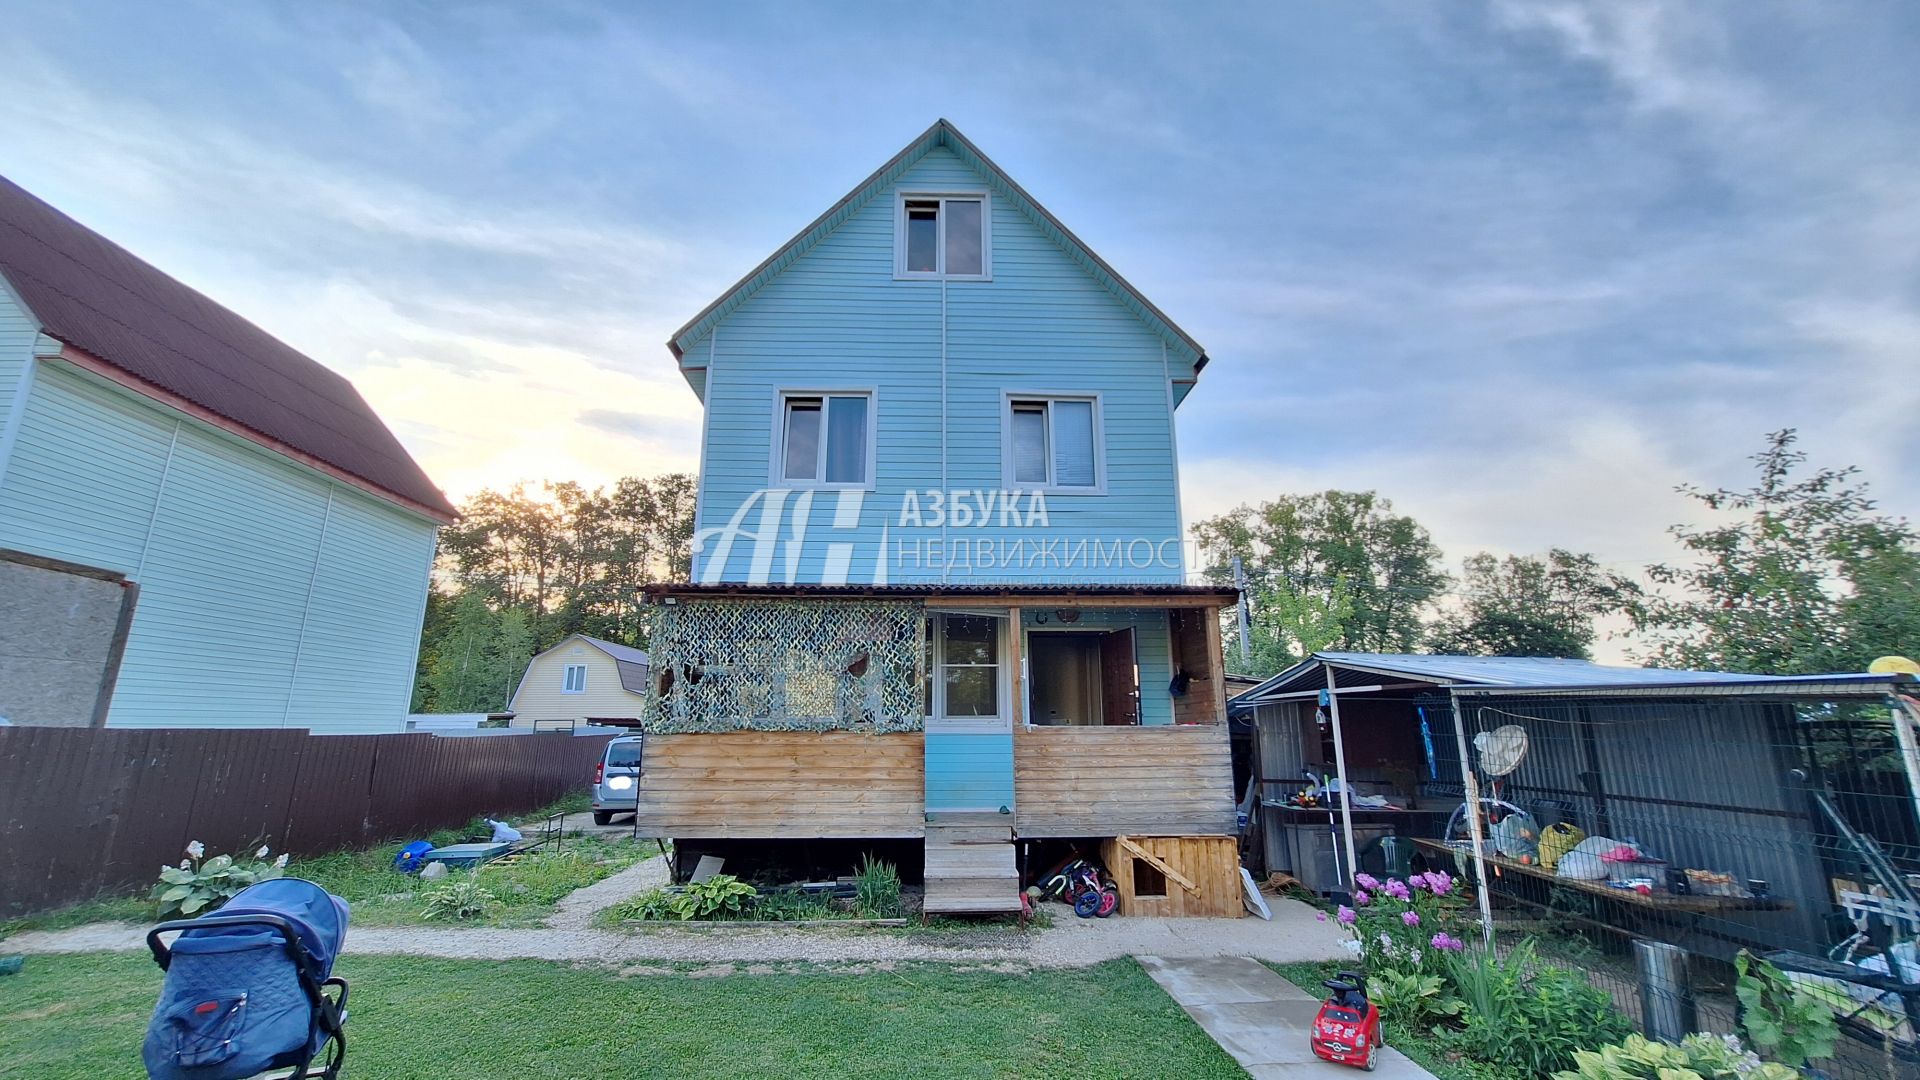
[636,121,1241,915]
[0,175,455,734]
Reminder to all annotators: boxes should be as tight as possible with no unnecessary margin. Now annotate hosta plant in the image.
[673,874,757,919]
[152,841,288,917]
[421,877,497,921]
[1552,1032,1798,1080]
[1368,969,1463,1032]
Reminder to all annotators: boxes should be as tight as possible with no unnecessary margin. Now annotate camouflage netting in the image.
[641,599,926,733]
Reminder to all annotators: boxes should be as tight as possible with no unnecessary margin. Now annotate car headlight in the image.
[606,775,634,790]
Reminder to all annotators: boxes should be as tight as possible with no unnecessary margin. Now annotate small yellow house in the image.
[508,634,649,730]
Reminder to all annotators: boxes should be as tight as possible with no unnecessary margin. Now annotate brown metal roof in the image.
[0,174,456,520]
[644,582,1240,603]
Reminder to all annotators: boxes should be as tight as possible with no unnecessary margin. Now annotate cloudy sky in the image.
[2,2,1915,594]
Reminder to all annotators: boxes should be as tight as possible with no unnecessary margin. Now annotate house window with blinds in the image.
[1005,395,1103,493]
[777,391,873,488]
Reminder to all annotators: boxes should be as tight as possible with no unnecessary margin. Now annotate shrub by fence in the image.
[0,726,613,916]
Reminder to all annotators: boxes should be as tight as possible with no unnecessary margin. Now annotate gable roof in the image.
[0,174,456,521]
[667,119,1208,379]
[516,633,651,700]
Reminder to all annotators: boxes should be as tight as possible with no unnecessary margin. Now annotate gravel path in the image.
[3,895,1347,970]
[545,853,670,930]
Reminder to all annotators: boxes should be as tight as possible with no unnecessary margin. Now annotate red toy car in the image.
[1310,971,1383,1071]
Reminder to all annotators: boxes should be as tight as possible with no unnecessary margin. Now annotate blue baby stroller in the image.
[142,879,350,1080]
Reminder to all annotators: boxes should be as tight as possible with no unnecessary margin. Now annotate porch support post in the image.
[1206,606,1229,722]
[1450,688,1496,949]
[1007,607,1023,727]
[1325,666,1360,890]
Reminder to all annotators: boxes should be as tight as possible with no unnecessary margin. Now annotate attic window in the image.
[896,193,989,280]
[562,664,587,694]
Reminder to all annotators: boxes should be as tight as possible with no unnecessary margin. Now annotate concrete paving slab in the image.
[1140,954,1437,1079]
[1138,954,1317,1005]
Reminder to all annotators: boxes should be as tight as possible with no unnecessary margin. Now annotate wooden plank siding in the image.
[1169,607,1225,726]
[633,732,927,838]
[1013,725,1236,837]
[1100,835,1244,918]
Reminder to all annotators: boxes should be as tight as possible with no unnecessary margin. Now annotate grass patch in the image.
[295,832,654,927]
[0,952,1240,1080]
[1266,961,1527,1080]
[1,794,642,935]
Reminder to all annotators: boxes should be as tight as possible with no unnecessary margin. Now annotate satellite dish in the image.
[1474,725,1529,776]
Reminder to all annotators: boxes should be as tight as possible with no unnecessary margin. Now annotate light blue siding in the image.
[1020,608,1175,726]
[925,731,1014,811]
[694,146,1184,586]
[0,362,436,733]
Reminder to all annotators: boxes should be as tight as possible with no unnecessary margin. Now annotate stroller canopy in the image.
[192,878,350,976]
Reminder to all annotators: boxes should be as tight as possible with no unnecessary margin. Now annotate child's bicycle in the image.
[1040,858,1117,918]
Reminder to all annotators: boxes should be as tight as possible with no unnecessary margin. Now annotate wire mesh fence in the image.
[1436,689,1919,1080]
[1246,679,1920,1079]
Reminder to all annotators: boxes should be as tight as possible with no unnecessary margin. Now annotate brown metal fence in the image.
[0,727,613,916]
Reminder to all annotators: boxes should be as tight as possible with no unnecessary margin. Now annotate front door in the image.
[923,611,1016,814]
[1100,627,1140,725]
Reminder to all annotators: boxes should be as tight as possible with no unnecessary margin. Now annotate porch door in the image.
[1100,627,1140,726]
[924,611,1016,814]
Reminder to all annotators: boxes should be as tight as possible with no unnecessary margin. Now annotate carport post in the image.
[1449,688,1496,949]
[1889,694,1920,831]
[1325,667,1361,890]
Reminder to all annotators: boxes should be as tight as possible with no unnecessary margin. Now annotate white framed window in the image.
[561,664,588,694]
[773,389,875,488]
[1003,393,1104,494]
[926,612,1008,732]
[895,192,991,280]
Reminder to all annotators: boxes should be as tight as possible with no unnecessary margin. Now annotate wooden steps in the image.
[922,815,1022,915]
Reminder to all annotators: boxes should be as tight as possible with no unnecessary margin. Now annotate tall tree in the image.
[1427,549,1632,658]
[1625,430,1920,674]
[1193,490,1449,668]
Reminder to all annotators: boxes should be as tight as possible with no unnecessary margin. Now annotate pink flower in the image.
[1381,878,1411,901]
[1354,872,1381,891]
[1421,871,1455,896]
[1315,910,1328,922]
[1353,889,1371,906]
[1430,932,1466,952]
[1336,905,1357,925]
[1401,910,1421,927]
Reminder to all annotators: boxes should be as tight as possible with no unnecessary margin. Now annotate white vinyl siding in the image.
[0,361,436,733]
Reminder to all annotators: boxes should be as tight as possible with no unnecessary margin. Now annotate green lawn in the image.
[3,802,652,936]
[0,953,1240,1080]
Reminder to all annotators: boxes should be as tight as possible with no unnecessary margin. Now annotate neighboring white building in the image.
[0,174,456,734]
[508,635,648,730]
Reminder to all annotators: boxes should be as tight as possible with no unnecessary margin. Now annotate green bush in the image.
[853,855,902,919]
[1446,940,1632,1077]
[421,877,497,921]
[1552,1032,1797,1080]
[676,875,756,919]
[1734,950,1839,1068]
[151,841,287,917]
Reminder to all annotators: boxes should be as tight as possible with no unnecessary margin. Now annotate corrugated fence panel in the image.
[0,728,611,915]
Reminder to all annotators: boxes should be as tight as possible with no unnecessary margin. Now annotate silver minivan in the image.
[591,735,643,825]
